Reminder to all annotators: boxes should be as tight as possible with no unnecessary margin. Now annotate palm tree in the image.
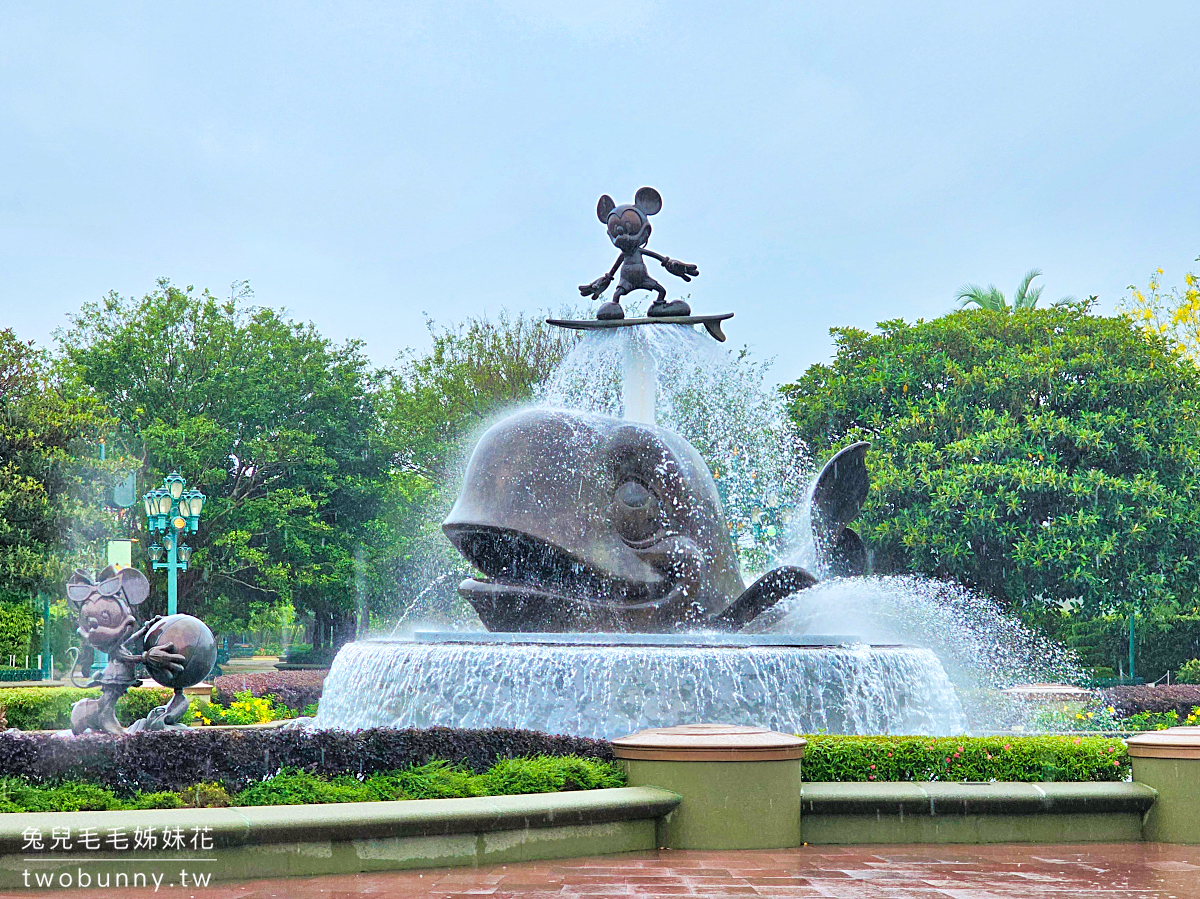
[957,269,1077,312]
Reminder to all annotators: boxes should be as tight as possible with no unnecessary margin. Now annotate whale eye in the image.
[612,479,661,545]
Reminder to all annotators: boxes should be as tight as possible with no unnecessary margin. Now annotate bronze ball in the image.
[142,614,217,689]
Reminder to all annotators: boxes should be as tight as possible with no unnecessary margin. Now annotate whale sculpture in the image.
[443,408,868,632]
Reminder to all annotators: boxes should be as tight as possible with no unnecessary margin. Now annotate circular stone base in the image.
[315,633,965,739]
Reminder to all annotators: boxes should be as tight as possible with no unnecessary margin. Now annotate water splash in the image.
[745,576,1083,731]
[315,637,965,739]
[339,313,1084,738]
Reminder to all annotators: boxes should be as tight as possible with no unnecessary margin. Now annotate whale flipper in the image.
[712,565,818,630]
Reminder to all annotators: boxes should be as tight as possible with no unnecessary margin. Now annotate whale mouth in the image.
[446,525,674,632]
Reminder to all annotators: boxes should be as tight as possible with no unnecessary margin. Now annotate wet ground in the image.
[6,843,1200,898]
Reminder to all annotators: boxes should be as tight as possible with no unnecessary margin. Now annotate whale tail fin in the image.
[811,441,870,577]
[713,565,818,630]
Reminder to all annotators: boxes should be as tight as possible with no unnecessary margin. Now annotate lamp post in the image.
[142,472,205,616]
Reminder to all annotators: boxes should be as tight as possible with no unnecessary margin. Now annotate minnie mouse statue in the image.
[66,565,216,735]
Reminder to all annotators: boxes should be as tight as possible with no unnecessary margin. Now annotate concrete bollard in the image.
[1128,726,1200,843]
[612,723,805,850]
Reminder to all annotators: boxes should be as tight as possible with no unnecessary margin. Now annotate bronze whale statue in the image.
[442,408,868,632]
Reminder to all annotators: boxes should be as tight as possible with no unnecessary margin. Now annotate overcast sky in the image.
[2,2,1197,384]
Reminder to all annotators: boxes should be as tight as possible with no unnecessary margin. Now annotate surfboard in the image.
[546,312,734,342]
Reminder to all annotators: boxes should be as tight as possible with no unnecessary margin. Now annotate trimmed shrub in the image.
[0,756,624,812]
[0,727,614,794]
[119,688,196,726]
[1099,685,1200,719]
[0,688,83,730]
[800,735,1129,782]
[212,670,327,711]
[0,687,186,731]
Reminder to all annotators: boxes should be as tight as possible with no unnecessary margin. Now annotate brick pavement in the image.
[5,843,1200,898]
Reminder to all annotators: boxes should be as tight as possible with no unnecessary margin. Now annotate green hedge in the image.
[800,735,1129,782]
[0,756,625,813]
[1062,614,1200,682]
[0,687,189,730]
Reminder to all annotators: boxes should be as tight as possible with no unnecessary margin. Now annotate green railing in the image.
[0,669,45,682]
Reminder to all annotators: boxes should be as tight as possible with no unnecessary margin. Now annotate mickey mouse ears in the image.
[633,187,662,215]
[596,187,664,223]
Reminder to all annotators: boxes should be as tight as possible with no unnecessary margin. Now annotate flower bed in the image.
[0,755,623,813]
[800,735,1129,782]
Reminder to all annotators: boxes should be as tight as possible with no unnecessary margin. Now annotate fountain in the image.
[316,187,968,738]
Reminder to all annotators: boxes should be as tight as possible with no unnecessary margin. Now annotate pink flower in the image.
[868,774,875,780]
[986,754,992,759]
[957,746,964,752]
[1003,744,1011,751]
[887,752,893,757]
[953,752,960,758]
[1073,738,1082,745]
[870,764,876,769]
[945,757,952,763]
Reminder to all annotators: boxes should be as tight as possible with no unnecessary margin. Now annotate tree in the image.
[783,304,1200,625]
[0,329,115,595]
[366,310,578,624]
[956,268,1076,312]
[1120,256,1200,360]
[56,281,386,646]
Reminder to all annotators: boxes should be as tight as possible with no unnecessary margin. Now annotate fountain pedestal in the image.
[1128,727,1200,843]
[613,723,804,849]
[314,632,966,739]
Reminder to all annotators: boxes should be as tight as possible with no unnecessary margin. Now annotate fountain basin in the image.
[315,633,966,739]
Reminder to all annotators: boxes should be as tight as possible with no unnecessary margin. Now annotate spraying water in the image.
[322,312,1082,738]
[317,635,965,738]
[745,576,1083,731]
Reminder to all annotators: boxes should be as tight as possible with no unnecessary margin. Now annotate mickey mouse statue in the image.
[66,565,216,735]
[578,187,699,320]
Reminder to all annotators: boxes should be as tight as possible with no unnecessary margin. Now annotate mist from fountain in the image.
[743,576,1082,731]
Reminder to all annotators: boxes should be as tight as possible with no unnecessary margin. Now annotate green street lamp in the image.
[142,471,205,616]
